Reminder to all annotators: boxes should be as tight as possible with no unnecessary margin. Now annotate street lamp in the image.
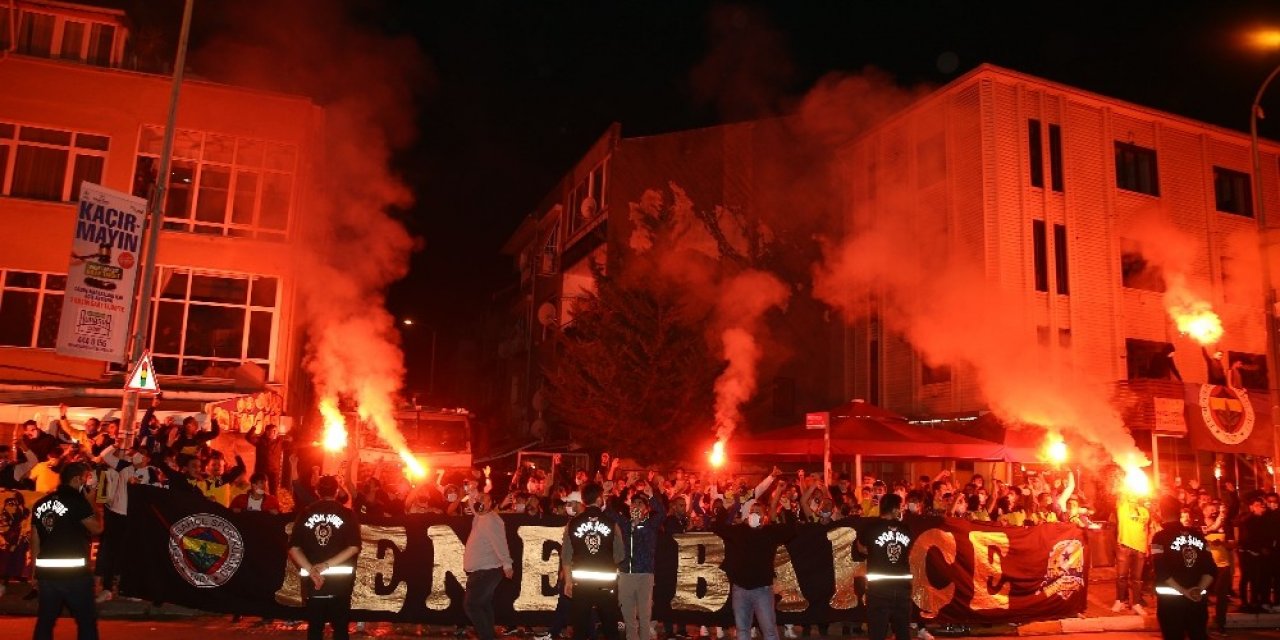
[1247,31,1280,474]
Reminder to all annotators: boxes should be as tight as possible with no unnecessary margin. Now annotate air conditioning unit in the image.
[579,196,598,220]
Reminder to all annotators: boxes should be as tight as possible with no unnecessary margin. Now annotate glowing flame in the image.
[1166,278,1223,346]
[1123,464,1151,497]
[709,440,726,468]
[1045,435,1068,466]
[319,397,347,452]
[400,451,427,479]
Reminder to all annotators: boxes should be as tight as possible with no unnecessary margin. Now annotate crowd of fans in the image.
[2,403,1279,639]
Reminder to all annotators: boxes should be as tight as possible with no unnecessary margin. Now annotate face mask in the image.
[565,504,577,516]
[747,513,762,528]
[131,453,145,465]
[820,511,832,519]
[83,475,97,489]
[631,508,643,521]
[447,493,458,503]
[514,503,527,513]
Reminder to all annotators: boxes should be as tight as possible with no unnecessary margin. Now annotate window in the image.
[0,122,108,202]
[145,268,278,379]
[1048,124,1064,192]
[0,7,11,50]
[1126,338,1178,381]
[1213,167,1253,217]
[917,133,946,187]
[921,362,951,385]
[1115,142,1159,196]
[566,158,608,239]
[133,126,295,240]
[87,23,115,66]
[1058,328,1072,348]
[1028,119,1044,188]
[0,271,65,349]
[1226,351,1268,390]
[1053,223,1069,295]
[1032,219,1048,292]
[540,220,559,275]
[16,11,54,57]
[1121,238,1164,292]
[1036,326,1050,346]
[59,21,84,61]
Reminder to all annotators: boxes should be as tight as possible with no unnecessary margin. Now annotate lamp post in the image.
[1249,54,1280,480]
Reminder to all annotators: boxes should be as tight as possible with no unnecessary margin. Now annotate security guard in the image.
[30,461,102,640]
[856,493,915,640]
[288,475,361,640]
[1151,496,1216,640]
[561,482,624,640]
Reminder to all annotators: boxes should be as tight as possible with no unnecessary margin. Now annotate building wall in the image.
[845,65,1280,418]
[0,54,321,410]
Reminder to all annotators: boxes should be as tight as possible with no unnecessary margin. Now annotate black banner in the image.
[121,487,1086,624]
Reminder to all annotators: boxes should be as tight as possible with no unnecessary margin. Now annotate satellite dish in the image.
[537,302,558,327]
[530,418,548,439]
[580,196,598,220]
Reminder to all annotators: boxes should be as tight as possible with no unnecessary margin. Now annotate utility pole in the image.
[120,0,195,445]
[1250,61,1280,479]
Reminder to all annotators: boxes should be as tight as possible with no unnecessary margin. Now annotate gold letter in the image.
[274,522,302,607]
[352,524,409,613]
[773,544,809,612]
[672,532,729,612]
[426,524,468,611]
[826,527,862,610]
[909,528,957,619]
[967,531,1010,610]
[515,526,563,612]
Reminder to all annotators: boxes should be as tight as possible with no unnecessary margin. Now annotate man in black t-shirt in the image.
[30,461,102,640]
[1151,496,1216,640]
[288,475,361,640]
[856,493,915,640]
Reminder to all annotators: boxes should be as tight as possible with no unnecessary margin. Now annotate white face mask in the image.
[514,503,527,513]
[447,493,458,503]
[131,453,145,466]
[83,474,97,489]
[565,504,577,516]
[747,513,762,528]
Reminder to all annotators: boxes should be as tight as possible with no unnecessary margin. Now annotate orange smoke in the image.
[1165,274,1224,346]
[1123,462,1152,497]
[319,397,347,452]
[1043,434,1068,466]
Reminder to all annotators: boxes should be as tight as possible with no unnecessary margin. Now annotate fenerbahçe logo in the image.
[1198,384,1254,446]
[167,513,245,588]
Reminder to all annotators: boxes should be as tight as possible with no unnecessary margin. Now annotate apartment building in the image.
[0,1,321,426]
[839,64,1280,479]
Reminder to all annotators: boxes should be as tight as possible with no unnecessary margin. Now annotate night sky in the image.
[121,0,1280,405]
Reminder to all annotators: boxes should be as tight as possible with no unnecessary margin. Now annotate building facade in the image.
[839,64,1280,481]
[494,120,843,444]
[0,1,321,426]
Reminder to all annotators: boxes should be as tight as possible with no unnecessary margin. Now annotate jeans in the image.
[34,574,98,640]
[306,595,351,640]
[1156,592,1208,640]
[1115,545,1146,607]
[731,585,779,640]
[867,592,911,640]
[618,573,654,640]
[466,568,505,640]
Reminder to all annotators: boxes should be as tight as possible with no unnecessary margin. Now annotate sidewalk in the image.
[0,582,206,619]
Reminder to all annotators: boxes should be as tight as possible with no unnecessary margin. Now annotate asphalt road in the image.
[3,617,1280,640]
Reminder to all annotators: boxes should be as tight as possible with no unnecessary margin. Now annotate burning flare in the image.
[400,451,427,479]
[1122,464,1152,497]
[709,440,726,468]
[1166,274,1223,346]
[319,397,347,452]
[1044,435,1068,466]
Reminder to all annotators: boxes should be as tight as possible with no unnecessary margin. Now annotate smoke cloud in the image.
[192,0,429,453]
[1122,212,1225,346]
[713,271,790,441]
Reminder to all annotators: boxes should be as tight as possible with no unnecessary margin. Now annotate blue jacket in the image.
[611,493,666,574]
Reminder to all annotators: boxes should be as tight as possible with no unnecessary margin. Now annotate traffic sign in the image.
[125,351,160,393]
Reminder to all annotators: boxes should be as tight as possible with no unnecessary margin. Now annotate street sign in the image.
[125,351,160,394]
[805,411,830,430]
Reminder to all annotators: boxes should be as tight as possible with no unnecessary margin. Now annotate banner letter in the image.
[672,532,729,612]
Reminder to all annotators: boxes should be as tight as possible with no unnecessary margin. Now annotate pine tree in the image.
[546,271,720,466]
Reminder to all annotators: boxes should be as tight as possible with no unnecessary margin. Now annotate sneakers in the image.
[1132,603,1147,617]
[916,628,935,640]
[1111,600,1128,613]
[533,634,553,640]
[783,625,798,640]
